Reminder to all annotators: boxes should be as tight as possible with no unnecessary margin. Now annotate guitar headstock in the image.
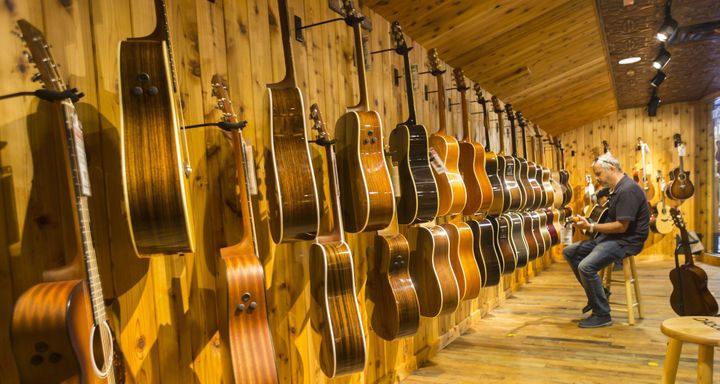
[391,21,409,54]
[309,103,332,145]
[585,174,592,185]
[656,170,666,190]
[602,140,609,154]
[473,84,487,105]
[452,68,468,91]
[505,104,515,123]
[517,111,526,129]
[341,0,363,25]
[427,48,443,75]
[532,123,543,138]
[491,95,502,113]
[15,19,64,92]
[670,207,685,230]
[210,75,239,123]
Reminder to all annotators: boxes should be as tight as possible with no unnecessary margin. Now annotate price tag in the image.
[243,141,258,196]
[428,147,447,174]
[66,104,91,197]
[677,143,686,157]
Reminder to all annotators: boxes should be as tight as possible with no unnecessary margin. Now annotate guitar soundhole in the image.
[30,355,43,366]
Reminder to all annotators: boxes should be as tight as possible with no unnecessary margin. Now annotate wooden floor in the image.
[403,259,720,384]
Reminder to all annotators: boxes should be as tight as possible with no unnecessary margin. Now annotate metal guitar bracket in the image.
[448,97,461,112]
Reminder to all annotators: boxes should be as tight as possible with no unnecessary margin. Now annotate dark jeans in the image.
[563,237,627,317]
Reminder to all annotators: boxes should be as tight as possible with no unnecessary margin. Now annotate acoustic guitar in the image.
[266,0,320,243]
[211,77,278,383]
[466,218,502,287]
[666,133,695,201]
[119,0,194,254]
[12,20,125,383]
[426,51,467,216]
[633,137,656,202]
[506,105,530,211]
[408,224,459,317]
[308,105,366,377]
[335,0,394,232]
[547,135,565,209]
[492,97,522,212]
[526,126,552,255]
[388,22,439,224]
[669,208,718,316]
[532,123,554,209]
[651,171,674,235]
[558,140,573,207]
[517,112,543,211]
[475,85,504,216]
[370,231,420,341]
[582,174,595,217]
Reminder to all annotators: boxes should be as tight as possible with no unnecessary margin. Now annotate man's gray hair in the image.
[594,151,622,172]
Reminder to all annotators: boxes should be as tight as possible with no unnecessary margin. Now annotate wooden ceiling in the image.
[365,0,618,135]
[598,0,720,109]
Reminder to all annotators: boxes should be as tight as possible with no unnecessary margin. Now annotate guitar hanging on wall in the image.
[119,0,194,255]
[633,137,656,202]
[666,133,695,201]
[12,19,125,383]
[650,171,674,235]
[211,77,278,384]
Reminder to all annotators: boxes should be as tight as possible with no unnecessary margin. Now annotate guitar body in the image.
[220,245,278,383]
[485,151,505,216]
[526,162,544,210]
[633,171,656,201]
[502,155,523,212]
[370,233,420,341]
[535,211,552,253]
[430,133,467,216]
[119,39,194,254]
[550,175,564,208]
[669,265,719,316]
[528,211,547,259]
[541,168,555,208]
[560,170,572,206]
[335,111,395,232]
[583,203,609,239]
[516,158,534,210]
[408,226,459,317]
[507,213,529,269]
[266,87,320,243]
[458,142,493,215]
[520,212,540,262]
[309,240,366,377]
[667,167,695,200]
[467,219,502,287]
[441,222,481,301]
[495,216,517,275]
[651,201,674,234]
[545,208,560,245]
[11,280,123,384]
[389,124,439,224]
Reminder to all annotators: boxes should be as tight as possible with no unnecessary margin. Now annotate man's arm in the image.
[594,220,629,234]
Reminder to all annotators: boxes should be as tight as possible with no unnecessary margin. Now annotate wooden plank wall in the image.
[558,101,713,259]
[0,0,555,382]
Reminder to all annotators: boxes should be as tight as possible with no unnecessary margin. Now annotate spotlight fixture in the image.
[652,47,671,70]
[647,89,661,117]
[656,16,678,42]
[618,56,641,65]
[650,70,666,87]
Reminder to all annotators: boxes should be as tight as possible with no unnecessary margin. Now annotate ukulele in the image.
[633,137,656,202]
[454,70,492,215]
[427,51,467,216]
[119,0,194,254]
[266,0,320,243]
[666,134,695,201]
[388,22,439,224]
[669,208,718,316]
[335,0,394,232]
[12,20,125,383]
[475,85,504,216]
[211,77,278,383]
[308,105,366,377]
[650,171,674,235]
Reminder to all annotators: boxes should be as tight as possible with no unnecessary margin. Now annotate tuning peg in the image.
[22,51,32,62]
[215,100,224,110]
[31,73,41,82]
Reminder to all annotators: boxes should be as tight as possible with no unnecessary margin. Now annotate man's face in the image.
[593,162,611,188]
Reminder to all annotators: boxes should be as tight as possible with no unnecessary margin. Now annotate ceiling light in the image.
[650,71,666,87]
[647,90,661,117]
[656,17,678,42]
[652,48,671,69]
[618,56,641,65]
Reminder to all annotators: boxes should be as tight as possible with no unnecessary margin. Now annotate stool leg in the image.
[662,338,683,384]
[697,345,714,384]
[623,258,635,325]
[629,256,643,318]
[603,265,612,291]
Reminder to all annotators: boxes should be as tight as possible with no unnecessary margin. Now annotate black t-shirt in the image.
[599,174,650,255]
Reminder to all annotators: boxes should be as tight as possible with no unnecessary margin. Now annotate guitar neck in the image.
[325,143,345,242]
[459,87,469,141]
[520,121,529,160]
[231,129,259,254]
[496,109,506,153]
[508,112,518,157]
[434,71,447,134]
[482,100,491,151]
[679,223,694,265]
[401,49,417,125]
[349,22,369,111]
[275,0,296,87]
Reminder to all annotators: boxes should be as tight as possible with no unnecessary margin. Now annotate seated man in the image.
[565,152,650,328]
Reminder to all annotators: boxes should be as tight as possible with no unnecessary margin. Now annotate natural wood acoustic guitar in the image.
[335,0,394,232]
[119,0,194,255]
[427,50,467,216]
[505,105,530,211]
[466,217,502,287]
[491,97,522,213]
[633,137,656,202]
[211,77,278,384]
[532,124,554,209]
[474,85,503,216]
[308,105,366,377]
[265,0,320,243]
[441,220,482,301]
[651,171,674,235]
[666,133,695,201]
[388,22,439,224]
[12,20,125,383]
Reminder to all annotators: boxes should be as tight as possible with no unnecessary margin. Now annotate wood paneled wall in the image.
[558,101,713,259]
[0,0,554,382]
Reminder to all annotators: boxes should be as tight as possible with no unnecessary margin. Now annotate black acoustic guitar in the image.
[669,209,718,316]
[388,22,438,224]
[666,134,695,201]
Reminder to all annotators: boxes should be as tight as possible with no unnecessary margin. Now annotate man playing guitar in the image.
[566,152,650,328]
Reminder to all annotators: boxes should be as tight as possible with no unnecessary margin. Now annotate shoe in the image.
[582,288,611,313]
[578,314,613,328]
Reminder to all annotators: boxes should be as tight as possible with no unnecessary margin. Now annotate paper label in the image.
[66,103,91,197]
[429,147,447,174]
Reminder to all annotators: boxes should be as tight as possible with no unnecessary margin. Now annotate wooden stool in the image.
[661,316,720,383]
[600,255,643,325]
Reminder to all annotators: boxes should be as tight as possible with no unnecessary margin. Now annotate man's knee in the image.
[563,244,577,261]
[578,259,601,276]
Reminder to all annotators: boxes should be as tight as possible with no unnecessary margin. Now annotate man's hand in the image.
[573,215,591,231]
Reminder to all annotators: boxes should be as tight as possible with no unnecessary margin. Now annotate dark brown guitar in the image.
[517,112,543,211]
[427,51,467,216]
[492,97,522,213]
[533,123,554,209]
[119,0,194,254]
[211,78,278,383]
[369,232,420,341]
[506,105,530,210]
[558,140,573,207]
[308,105,366,377]
[466,218,502,287]
[669,208,718,316]
[666,134,695,201]
[11,20,125,383]
[475,85,503,216]
[266,0,320,243]
[388,22,438,224]
[335,1,394,232]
